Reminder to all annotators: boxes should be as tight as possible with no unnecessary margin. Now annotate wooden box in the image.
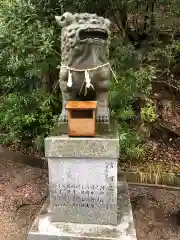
[66,101,97,137]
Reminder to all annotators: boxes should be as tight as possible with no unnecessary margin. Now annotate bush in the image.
[0,0,60,151]
[0,90,57,149]
[109,37,156,159]
[1,0,178,161]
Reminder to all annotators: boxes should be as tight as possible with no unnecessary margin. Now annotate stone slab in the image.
[48,157,117,225]
[51,122,111,135]
[28,181,137,240]
[44,135,119,158]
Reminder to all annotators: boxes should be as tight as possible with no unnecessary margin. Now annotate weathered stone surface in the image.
[55,12,111,123]
[28,181,137,240]
[45,134,119,158]
[44,130,119,225]
[48,157,117,225]
[51,121,113,136]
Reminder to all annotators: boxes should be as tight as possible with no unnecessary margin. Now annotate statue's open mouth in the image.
[79,28,108,41]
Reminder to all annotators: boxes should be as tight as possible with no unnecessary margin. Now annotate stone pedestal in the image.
[28,130,137,239]
[28,181,137,240]
[45,133,119,225]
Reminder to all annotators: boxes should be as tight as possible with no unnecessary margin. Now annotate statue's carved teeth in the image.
[79,28,108,41]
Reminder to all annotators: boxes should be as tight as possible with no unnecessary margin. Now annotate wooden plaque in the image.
[66,101,97,137]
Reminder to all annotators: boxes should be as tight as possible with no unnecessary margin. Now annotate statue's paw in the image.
[59,111,68,122]
[96,113,109,123]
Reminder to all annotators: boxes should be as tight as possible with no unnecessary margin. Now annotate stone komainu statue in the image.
[55,12,111,123]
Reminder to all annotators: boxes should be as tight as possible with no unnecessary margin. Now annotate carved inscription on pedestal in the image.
[48,159,117,211]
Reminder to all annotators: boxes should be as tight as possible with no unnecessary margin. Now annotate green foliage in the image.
[0,0,60,150]
[109,37,156,159]
[148,39,180,91]
[140,101,157,124]
[31,0,145,17]
[1,0,180,161]
[118,125,145,160]
[0,0,58,90]
[0,90,57,150]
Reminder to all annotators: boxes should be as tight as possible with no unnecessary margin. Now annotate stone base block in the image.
[28,181,137,240]
[48,157,118,225]
[51,121,116,136]
[45,130,119,225]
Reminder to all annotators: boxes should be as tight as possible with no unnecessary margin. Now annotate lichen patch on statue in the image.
[55,12,111,123]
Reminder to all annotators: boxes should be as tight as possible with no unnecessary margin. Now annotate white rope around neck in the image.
[58,62,118,96]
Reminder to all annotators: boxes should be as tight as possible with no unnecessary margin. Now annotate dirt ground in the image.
[0,158,48,240]
[130,186,180,240]
[0,158,180,240]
